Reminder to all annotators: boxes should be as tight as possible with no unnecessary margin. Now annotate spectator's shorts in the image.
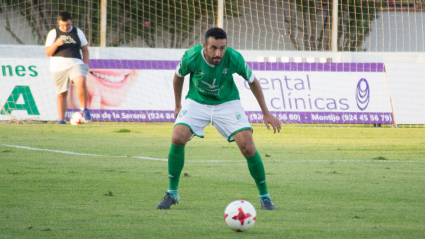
[51,64,89,94]
[175,99,252,142]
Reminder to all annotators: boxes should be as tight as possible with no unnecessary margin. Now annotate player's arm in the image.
[248,78,281,133]
[173,52,191,118]
[45,29,61,56]
[45,39,64,56]
[173,73,185,118]
[81,45,89,65]
[236,54,281,133]
[78,29,90,65]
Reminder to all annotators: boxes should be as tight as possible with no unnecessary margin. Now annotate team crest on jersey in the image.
[179,110,187,118]
[222,68,229,75]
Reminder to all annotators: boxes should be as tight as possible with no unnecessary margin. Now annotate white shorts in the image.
[51,64,89,94]
[175,99,252,142]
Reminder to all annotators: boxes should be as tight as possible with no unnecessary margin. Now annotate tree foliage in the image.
[0,0,239,48]
[282,0,387,51]
[0,0,100,45]
[1,0,386,51]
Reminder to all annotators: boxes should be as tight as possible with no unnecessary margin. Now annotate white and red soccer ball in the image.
[224,200,256,232]
[70,112,85,125]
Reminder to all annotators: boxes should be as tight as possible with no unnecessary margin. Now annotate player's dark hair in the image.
[58,12,72,21]
[205,27,227,44]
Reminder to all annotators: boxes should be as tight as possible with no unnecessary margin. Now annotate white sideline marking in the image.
[2,144,168,161]
[2,144,103,156]
[189,159,421,163]
[1,144,422,163]
[132,156,168,162]
[267,159,421,163]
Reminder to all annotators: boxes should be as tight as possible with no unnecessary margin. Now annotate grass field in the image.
[0,122,424,238]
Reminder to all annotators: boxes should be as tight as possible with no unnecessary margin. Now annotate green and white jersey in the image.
[175,44,255,105]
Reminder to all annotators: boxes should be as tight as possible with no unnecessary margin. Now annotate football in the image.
[224,200,256,232]
[70,112,85,125]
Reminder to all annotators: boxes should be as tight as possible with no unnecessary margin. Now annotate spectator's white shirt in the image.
[45,26,88,72]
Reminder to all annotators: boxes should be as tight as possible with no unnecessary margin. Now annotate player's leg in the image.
[233,130,276,210]
[213,100,275,210]
[57,91,68,124]
[168,124,193,190]
[70,64,91,121]
[233,130,268,196]
[233,130,269,195]
[71,75,88,109]
[157,99,210,209]
[51,69,71,124]
[157,125,194,209]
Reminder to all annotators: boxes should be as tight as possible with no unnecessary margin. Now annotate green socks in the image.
[168,143,185,190]
[167,144,268,196]
[245,151,269,195]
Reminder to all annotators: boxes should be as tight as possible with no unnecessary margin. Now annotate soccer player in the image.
[157,27,281,210]
[45,11,91,124]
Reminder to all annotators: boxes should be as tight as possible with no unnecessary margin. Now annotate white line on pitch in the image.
[2,144,104,156]
[1,144,422,163]
[2,144,168,161]
[188,159,421,163]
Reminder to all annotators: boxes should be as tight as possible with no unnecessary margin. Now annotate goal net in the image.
[0,0,424,126]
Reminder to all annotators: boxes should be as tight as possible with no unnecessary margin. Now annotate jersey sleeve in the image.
[236,53,255,83]
[175,52,190,77]
[45,29,56,47]
[77,28,88,46]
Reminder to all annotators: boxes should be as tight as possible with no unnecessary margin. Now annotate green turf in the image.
[0,123,424,238]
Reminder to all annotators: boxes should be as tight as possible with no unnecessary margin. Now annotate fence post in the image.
[217,0,224,28]
[100,0,107,47]
[332,0,338,52]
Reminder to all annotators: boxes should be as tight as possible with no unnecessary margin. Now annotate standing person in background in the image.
[157,27,281,210]
[45,11,91,124]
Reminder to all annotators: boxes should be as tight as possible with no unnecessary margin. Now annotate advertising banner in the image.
[0,58,393,124]
[65,60,393,124]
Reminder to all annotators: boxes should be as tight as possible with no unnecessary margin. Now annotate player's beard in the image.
[207,55,221,65]
[204,48,223,65]
[212,57,222,65]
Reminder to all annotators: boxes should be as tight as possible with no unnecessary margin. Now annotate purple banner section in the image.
[248,111,393,124]
[66,109,393,124]
[88,60,385,72]
[65,109,175,122]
